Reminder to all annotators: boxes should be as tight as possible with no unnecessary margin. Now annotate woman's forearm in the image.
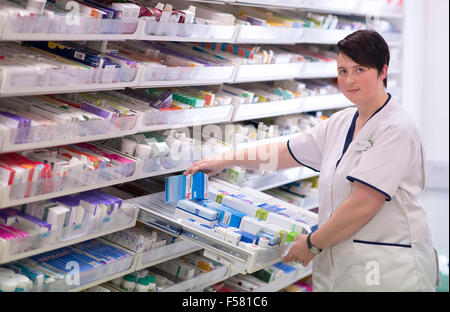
[310,198,377,250]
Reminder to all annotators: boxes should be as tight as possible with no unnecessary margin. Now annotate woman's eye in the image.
[339,69,347,75]
[356,67,365,72]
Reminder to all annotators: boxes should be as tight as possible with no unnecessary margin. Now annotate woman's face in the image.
[337,53,386,106]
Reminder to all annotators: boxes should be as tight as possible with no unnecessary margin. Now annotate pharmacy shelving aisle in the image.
[0,0,403,292]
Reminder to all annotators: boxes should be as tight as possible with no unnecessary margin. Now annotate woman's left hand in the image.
[282,234,315,266]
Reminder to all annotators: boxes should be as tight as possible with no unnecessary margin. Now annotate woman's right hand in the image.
[183,157,228,176]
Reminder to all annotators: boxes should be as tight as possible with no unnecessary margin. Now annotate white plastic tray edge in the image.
[252,262,312,292]
[0,15,142,41]
[68,239,138,292]
[135,240,202,271]
[0,163,141,209]
[0,207,139,264]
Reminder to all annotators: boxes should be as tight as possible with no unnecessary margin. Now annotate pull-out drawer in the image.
[128,192,304,274]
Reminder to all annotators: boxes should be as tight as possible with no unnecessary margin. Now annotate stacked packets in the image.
[163,173,316,255]
[0,190,126,256]
[0,238,134,291]
[0,143,136,201]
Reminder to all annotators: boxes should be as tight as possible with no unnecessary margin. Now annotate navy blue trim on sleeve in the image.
[346,176,392,201]
[353,239,411,248]
[287,140,320,172]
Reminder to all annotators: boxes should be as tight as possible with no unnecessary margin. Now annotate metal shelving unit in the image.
[0,0,403,293]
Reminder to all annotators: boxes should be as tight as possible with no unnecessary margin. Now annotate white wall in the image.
[402,0,426,133]
[402,0,449,265]
[423,0,449,189]
[402,0,449,189]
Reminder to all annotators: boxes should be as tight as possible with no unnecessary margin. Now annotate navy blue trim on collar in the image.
[336,93,392,168]
[346,176,391,201]
[287,140,320,172]
[369,93,392,121]
[336,111,358,168]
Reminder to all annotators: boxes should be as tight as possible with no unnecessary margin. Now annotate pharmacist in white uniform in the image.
[184,30,439,291]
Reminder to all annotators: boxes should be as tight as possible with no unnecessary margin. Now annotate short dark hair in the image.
[337,30,390,88]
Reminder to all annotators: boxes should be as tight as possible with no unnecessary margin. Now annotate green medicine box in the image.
[285,231,300,243]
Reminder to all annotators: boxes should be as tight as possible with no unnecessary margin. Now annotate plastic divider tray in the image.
[141,20,237,42]
[301,28,352,44]
[253,262,312,292]
[140,105,234,132]
[235,25,304,44]
[0,64,139,97]
[301,93,353,111]
[234,63,305,83]
[161,262,230,292]
[299,60,337,78]
[301,0,402,17]
[234,0,304,8]
[302,0,361,12]
[0,204,138,264]
[141,157,193,176]
[232,98,305,122]
[381,32,402,44]
[1,162,136,201]
[0,115,139,153]
[135,239,202,271]
[238,166,320,191]
[60,239,136,292]
[0,14,140,41]
[140,139,233,177]
[232,94,352,122]
[0,156,141,209]
[139,65,235,87]
[234,132,299,151]
[356,0,388,15]
[130,192,303,274]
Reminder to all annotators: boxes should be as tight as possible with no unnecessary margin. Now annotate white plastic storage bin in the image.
[62,240,136,292]
[139,65,235,87]
[141,21,237,42]
[234,63,305,83]
[0,159,140,208]
[140,105,234,131]
[140,140,232,177]
[235,0,304,8]
[1,14,140,40]
[142,156,192,176]
[300,60,337,78]
[232,98,305,122]
[136,239,201,270]
[0,65,139,97]
[161,263,230,292]
[382,32,402,44]
[253,262,312,292]
[302,28,353,44]
[301,93,353,112]
[0,204,138,264]
[3,239,137,292]
[238,166,320,191]
[303,0,361,12]
[236,25,304,44]
[357,0,385,15]
[0,115,138,153]
[234,132,299,151]
[141,157,166,174]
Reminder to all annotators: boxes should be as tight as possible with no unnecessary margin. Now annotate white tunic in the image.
[287,95,438,291]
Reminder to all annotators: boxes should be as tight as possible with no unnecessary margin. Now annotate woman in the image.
[184,30,438,291]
